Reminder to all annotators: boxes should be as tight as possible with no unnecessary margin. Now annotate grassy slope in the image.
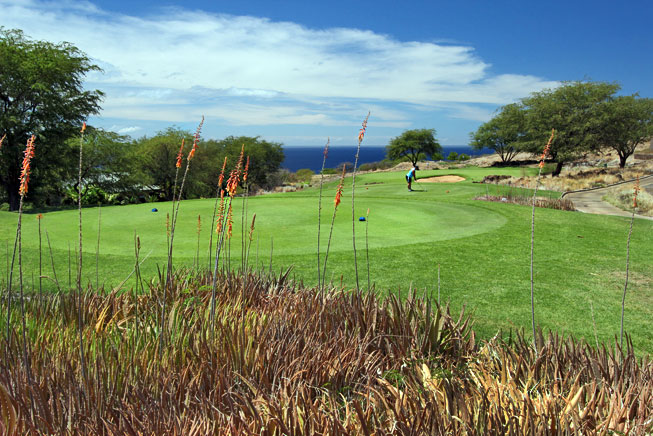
[2,166,652,352]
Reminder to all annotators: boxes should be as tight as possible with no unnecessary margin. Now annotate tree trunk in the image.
[618,153,628,168]
[552,161,564,177]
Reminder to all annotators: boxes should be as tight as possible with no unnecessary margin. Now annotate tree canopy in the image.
[470,103,526,164]
[215,136,285,191]
[0,28,104,209]
[386,129,442,165]
[595,96,653,167]
[521,81,620,175]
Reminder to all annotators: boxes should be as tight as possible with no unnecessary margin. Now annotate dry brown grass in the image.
[1,270,652,434]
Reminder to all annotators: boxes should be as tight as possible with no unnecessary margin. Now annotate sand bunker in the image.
[420,175,465,183]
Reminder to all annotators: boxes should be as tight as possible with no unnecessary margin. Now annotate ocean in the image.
[280,145,492,173]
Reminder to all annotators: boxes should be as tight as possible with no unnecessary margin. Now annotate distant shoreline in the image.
[280,145,492,172]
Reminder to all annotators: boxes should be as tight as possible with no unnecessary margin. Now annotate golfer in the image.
[406,165,418,191]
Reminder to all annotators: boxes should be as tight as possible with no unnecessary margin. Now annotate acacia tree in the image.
[521,81,620,176]
[386,129,442,165]
[470,103,526,164]
[596,96,653,168]
[0,28,103,210]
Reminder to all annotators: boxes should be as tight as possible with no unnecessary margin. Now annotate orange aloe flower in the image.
[187,116,205,162]
[243,156,250,184]
[633,176,641,208]
[216,190,225,233]
[19,135,36,196]
[226,203,233,239]
[0,133,6,151]
[37,213,43,220]
[218,156,227,187]
[81,122,86,133]
[197,214,202,234]
[538,129,555,169]
[176,139,185,168]
[358,112,370,144]
[334,166,346,208]
[226,145,245,197]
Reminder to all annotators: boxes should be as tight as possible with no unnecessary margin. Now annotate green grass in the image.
[2,166,652,353]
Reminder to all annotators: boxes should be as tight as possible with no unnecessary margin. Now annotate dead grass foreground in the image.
[1,270,652,435]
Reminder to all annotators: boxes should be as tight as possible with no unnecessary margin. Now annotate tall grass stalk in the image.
[322,166,346,288]
[241,156,250,273]
[317,139,329,287]
[77,123,87,383]
[37,214,43,301]
[530,129,554,354]
[208,157,227,270]
[195,214,201,269]
[45,230,61,293]
[621,176,640,349]
[96,204,101,290]
[161,116,203,354]
[6,134,37,412]
[437,263,441,305]
[365,207,370,292]
[269,237,273,274]
[210,148,243,331]
[351,113,369,293]
[68,242,71,289]
[244,214,256,277]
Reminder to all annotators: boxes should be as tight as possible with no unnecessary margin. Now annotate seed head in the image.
[323,138,330,159]
[249,213,256,241]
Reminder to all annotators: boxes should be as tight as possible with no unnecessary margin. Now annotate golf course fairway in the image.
[2,167,652,353]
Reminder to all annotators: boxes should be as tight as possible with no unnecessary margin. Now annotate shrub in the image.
[447,151,458,161]
[295,168,315,183]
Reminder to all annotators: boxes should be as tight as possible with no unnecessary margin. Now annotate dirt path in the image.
[563,176,653,221]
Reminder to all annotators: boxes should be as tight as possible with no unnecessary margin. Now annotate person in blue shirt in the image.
[406,165,418,191]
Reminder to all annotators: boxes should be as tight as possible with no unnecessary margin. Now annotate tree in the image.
[521,81,620,176]
[216,136,284,190]
[596,96,653,168]
[386,129,442,166]
[470,103,526,164]
[0,28,103,210]
[65,127,137,203]
[132,128,200,201]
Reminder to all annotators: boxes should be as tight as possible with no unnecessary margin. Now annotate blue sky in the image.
[2,0,651,146]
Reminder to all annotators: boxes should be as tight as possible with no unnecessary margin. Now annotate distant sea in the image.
[281,146,493,173]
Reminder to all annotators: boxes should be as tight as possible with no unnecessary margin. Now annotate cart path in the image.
[563,175,653,221]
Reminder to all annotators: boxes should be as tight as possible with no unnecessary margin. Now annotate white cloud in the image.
[0,0,558,139]
[115,126,142,134]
